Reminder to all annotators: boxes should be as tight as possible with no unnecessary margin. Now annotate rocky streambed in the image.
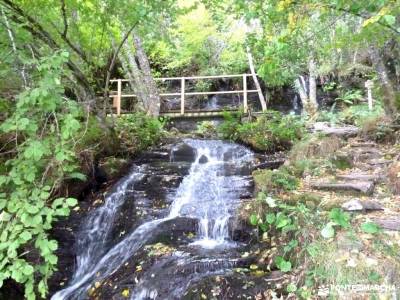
[47,138,286,300]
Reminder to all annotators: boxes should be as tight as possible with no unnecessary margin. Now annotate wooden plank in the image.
[109,90,259,98]
[246,47,267,111]
[110,74,253,82]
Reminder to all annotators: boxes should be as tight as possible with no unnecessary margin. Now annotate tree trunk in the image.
[1,7,27,88]
[120,43,147,112]
[308,58,318,108]
[369,46,398,117]
[133,33,160,116]
[294,78,308,105]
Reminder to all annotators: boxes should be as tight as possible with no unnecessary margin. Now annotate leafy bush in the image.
[217,110,242,140]
[115,113,165,155]
[340,103,384,127]
[196,120,217,137]
[253,167,299,192]
[0,52,84,299]
[219,110,304,152]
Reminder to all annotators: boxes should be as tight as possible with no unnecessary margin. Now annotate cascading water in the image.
[52,139,254,300]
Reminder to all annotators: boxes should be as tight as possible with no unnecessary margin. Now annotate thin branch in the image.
[103,20,141,98]
[1,0,90,65]
[60,0,68,38]
[325,4,400,35]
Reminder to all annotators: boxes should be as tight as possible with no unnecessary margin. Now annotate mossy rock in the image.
[289,135,343,161]
[284,192,323,209]
[100,157,129,177]
[253,167,298,192]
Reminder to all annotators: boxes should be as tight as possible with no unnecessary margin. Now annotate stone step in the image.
[313,122,359,137]
[336,173,383,183]
[373,218,400,231]
[310,181,375,195]
[366,159,392,166]
[341,199,383,211]
[350,142,377,148]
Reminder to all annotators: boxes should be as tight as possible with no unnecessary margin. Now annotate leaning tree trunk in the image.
[120,44,148,112]
[133,33,160,116]
[120,33,160,117]
[369,46,398,117]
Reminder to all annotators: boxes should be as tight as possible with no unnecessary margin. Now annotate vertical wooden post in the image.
[365,80,374,111]
[243,74,248,114]
[116,79,122,116]
[180,77,185,115]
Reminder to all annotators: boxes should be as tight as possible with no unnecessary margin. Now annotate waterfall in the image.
[52,139,253,300]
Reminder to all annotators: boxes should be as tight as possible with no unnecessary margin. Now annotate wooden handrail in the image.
[110,73,261,116]
[110,73,253,82]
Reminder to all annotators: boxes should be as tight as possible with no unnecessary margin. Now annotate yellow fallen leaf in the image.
[94,281,101,289]
[121,289,130,297]
[250,264,258,270]
[136,265,142,272]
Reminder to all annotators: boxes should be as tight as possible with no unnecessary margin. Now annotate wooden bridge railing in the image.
[109,74,261,116]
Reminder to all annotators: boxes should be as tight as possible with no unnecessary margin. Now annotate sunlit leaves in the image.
[0,52,81,300]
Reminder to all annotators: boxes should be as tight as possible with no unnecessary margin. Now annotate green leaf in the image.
[275,212,290,229]
[249,214,258,226]
[287,283,297,292]
[275,256,292,272]
[22,264,34,276]
[24,141,46,161]
[383,15,396,26]
[67,172,86,181]
[265,213,275,224]
[321,223,335,239]
[20,231,32,241]
[361,222,380,234]
[65,198,78,207]
[329,208,350,228]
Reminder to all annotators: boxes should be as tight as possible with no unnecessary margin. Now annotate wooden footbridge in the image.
[109,74,265,118]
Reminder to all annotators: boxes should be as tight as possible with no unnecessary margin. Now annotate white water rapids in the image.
[52,139,253,300]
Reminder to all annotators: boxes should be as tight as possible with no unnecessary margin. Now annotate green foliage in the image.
[249,192,319,274]
[217,111,242,140]
[115,113,164,155]
[253,167,299,192]
[334,89,364,106]
[0,52,84,299]
[219,111,304,152]
[147,2,248,76]
[321,208,351,239]
[196,120,217,137]
[361,222,380,234]
[275,256,292,272]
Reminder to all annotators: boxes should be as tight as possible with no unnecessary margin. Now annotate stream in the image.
[52,139,256,300]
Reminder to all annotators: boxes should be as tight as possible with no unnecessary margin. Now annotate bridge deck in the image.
[159,109,239,118]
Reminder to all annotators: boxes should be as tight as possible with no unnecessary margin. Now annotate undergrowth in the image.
[218,110,304,152]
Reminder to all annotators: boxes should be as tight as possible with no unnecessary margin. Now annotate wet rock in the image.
[252,159,286,170]
[198,155,208,164]
[341,199,383,211]
[170,142,196,162]
[310,181,375,195]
